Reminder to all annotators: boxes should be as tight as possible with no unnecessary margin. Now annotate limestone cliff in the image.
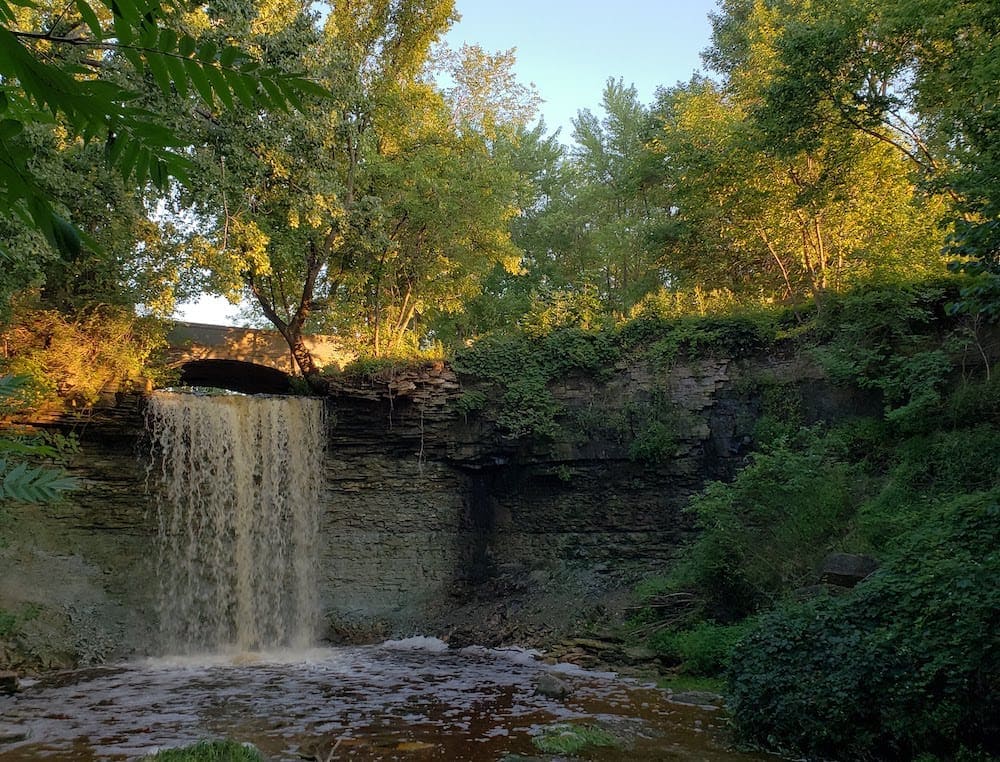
[0,346,876,669]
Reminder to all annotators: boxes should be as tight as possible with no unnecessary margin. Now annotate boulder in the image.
[819,553,879,588]
[534,673,571,699]
[0,671,18,695]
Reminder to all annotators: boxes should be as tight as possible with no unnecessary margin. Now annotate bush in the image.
[858,425,1000,550]
[1,305,167,409]
[671,431,863,619]
[727,490,1000,760]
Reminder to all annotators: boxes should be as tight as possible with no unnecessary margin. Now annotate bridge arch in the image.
[166,321,353,374]
[177,359,292,395]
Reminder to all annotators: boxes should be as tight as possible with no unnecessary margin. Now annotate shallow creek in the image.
[0,639,776,761]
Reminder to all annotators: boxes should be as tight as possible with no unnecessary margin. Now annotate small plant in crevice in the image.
[454,389,488,418]
[617,389,694,465]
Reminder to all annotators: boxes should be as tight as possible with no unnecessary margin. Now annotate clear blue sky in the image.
[445,0,719,140]
[178,0,720,324]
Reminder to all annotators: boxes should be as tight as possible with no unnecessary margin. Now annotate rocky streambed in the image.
[0,639,775,761]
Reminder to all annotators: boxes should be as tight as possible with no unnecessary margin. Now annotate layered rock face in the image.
[0,348,875,668]
[0,431,156,670]
[317,349,874,646]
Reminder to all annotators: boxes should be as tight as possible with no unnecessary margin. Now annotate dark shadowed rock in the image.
[819,553,879,587]
[0,671,18,695]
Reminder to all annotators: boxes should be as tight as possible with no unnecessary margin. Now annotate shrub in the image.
[1,305,167,409]
[671,432,862,619]
[727,490,1000,760]
[650,621,749,676]
[858,425,1000,549]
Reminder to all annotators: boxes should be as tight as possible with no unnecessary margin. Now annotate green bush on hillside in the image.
[727,490,1000,760]
[670,431,863,619]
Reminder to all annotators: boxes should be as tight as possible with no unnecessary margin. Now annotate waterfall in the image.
[146,390,326,655]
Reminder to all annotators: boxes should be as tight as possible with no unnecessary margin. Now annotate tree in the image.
[641,0,948,306]
[727,0,999,311]
[177,0,538,368]
[0,0,323,315]
[499,80,668,320]
[648,76,946,304]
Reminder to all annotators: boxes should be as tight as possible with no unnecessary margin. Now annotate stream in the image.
[0,638,775,761]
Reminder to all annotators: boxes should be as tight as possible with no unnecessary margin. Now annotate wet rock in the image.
[0,723,29,743]
[669,690,725,708]
[534,673,572,699]
[0,671,19,694]
[819,553,879,588]
[621,645,658,665]
[567,637,616,652]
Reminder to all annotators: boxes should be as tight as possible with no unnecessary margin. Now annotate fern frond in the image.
[0,459,78,503]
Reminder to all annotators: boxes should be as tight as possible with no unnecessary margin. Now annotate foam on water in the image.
[380,636,451,652]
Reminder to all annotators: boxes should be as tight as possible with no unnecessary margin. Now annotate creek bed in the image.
[0,639,775,760]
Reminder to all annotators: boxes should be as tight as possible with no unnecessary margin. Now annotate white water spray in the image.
[146,390,326,655]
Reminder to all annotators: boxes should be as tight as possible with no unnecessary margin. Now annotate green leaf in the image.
[0,459,78,503]
[203,64,234,110]
[184,57,214,106]
[0,118,22,140]
[163,53,189,99]
[133,144,150,186]
[260,77,288,111]
[229,71,256,107]
[219,45,240,69]
[74,0,103,39]
[52,213,82,259]
[157,27,176,53]
[118,135,141,178]
[196,41,217,63]
[144,51,173,97]
[177,33,196,57]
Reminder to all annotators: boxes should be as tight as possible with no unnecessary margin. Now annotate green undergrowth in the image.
[451,279,966,443]
[657,674,727,696]
[617,280,999,759]
[142,740,264,761]
[331,347,447,386]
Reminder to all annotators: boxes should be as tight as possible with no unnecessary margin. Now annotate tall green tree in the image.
[179,0,536,367]
[643,0,948,305]
[502,80,667,321]
[0,0,322,315]
[727,0,999,310]
[648,76,946,304]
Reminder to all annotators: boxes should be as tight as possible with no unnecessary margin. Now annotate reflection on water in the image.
[0,640,776,761]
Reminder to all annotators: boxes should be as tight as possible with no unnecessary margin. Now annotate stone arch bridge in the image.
[166,322,354,394]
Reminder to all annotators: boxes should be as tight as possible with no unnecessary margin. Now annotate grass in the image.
[142,740,264,761]
[531,723,620,755]
[657,674,727,695]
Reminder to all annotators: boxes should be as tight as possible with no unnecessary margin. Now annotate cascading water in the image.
[145,390,326,655]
